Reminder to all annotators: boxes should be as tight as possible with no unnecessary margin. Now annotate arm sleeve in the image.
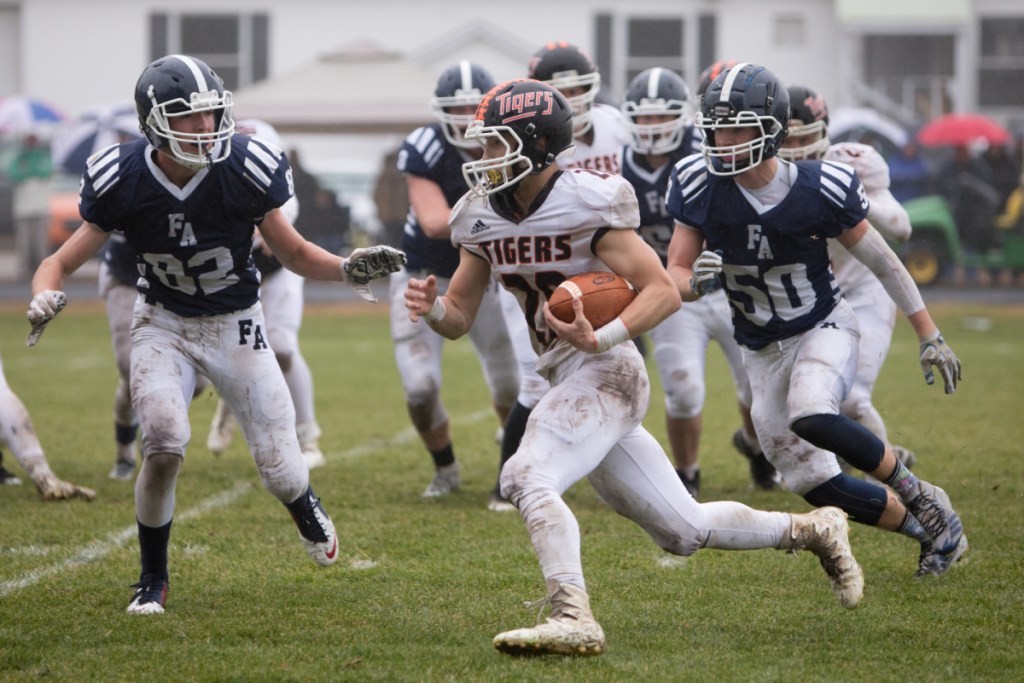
[845,226,924,316]
[866,188,912,243]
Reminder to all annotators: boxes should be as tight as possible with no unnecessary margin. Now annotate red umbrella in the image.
[917,113,1011,147]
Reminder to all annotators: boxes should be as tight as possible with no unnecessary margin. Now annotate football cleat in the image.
[915,534,969,578]
[783,507,864,609]
[297,422,326,470]
[487,488,516,512]
[676,469,700,499]
[289,488,339,567]
[494,583,606,657]
[422,462,460,498]
[905,481,964,565]
[127,575,169,615]
[731,429,779,490]
[108,458,136,481]
[206,399,236,455]
[33,473,96,501]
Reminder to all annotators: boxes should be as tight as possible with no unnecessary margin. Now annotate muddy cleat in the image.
[127,574,168,615]
[288,487,338,567]
[487,487,516,512]
[893,445,917,470]
[422,462,460,498]
[494,583,606,657]
[108,458,136,481]
[905,481,964,566]
[297,422,326,470]
[915,534,969,578]
[206,399,236,455]
[782,507,864,609]
[732,429,779,490]
[34,473,96,501]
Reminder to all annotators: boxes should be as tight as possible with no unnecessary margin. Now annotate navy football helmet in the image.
[462,79,575,196]
[621,68,692,155]
[527,42,600,136]
[697,63,789,176]
[430,61,496,149]
[134,54,234,170]
[778,84,830,161]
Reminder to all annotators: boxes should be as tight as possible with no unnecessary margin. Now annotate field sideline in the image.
[0,301,1022,682]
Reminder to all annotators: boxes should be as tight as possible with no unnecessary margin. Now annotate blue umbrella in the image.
[0,95,66,133]
[50,101,141,174]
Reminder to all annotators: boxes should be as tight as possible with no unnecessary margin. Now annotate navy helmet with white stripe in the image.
[430,61,496,149]
[696,63,789,176]
[621,67,692,155]
[134,54,235,170]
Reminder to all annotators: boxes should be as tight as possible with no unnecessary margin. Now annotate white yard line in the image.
[0,409,494,598]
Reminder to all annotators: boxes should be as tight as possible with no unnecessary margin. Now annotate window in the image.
[625,17,685,85]
[978,18,1024,107]
[773,14,805,46]
[149,12,268,90]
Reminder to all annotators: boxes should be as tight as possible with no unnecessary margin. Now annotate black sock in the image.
[499,402,532,468]
[116,422,138,446]
[137,519,172,580]
[430,444,455,469]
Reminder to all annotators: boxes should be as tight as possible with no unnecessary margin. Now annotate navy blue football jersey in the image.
[80,135,292,317]
[396,123,472,277]
[621,125,702,265]
[101,232,142,288]
[666,156,869,349]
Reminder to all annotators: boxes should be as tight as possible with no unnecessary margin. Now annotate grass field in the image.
[0,298,1022,682]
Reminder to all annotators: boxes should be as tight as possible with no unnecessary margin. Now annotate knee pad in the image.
[803,473,888,526]
[791,413,884,473]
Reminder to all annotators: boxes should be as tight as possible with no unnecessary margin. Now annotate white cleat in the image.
[422,462,460,498]
[487,490,516,512]
[297,422,326,469]
[289,488,339,567]
[206,399,236,455]
[494,583,606,657]
[783,507,864,610]
[126,576,168,615]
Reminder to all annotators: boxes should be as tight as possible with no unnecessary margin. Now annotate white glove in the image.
[342,246,407,302]
[919,330,962,394]
[34,473,96,502]
[27,290,67,326]
[690,250,723,297]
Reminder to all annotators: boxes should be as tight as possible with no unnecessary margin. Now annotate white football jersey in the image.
[826,142,911,289]
[450,168,640,355]
[558,103,631,175]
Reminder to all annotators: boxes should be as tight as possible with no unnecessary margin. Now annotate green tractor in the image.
[900,194,1024,286]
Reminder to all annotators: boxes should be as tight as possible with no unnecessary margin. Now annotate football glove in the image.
[33,473,96,502]
[26,290,67,347]
[919,330,961,394]
[342,246,407,302]
[690,250,723,297]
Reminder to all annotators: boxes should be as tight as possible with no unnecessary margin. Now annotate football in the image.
[548,271,638,328]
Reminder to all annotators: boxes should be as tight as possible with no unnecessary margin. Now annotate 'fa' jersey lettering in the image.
[450,168,640,353]
[79,136,293,317]
[396,123,472,277]
[665,156,869,349]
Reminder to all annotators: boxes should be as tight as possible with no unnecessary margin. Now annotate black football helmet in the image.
[621,68,692,155]
[430,61,496,149]
[778,84,830,161]
[134,54,234,170]
[462,79,575,196]
[527,42,600,136]
[697,63,789,176]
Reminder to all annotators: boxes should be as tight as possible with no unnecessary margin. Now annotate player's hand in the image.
[343,246,407,285]
[919,330,961,394]
[404,275,440,323]
[690,250,723,297]
[34,473,96,502]
[543,298,598,353]
[27,290,67,326]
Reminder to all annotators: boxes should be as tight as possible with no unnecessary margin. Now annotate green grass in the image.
[0,299,1022,682]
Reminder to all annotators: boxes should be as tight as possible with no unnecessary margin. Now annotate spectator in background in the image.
[888,140,932,203]
[373,146,409,249]
[8,133,54,278]
[936,144,1001,285]
[288,149,351,253]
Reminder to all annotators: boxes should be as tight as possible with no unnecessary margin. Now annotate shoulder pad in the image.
[828,142,890,192]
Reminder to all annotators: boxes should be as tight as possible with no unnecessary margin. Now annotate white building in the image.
[1,0,1022,235]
